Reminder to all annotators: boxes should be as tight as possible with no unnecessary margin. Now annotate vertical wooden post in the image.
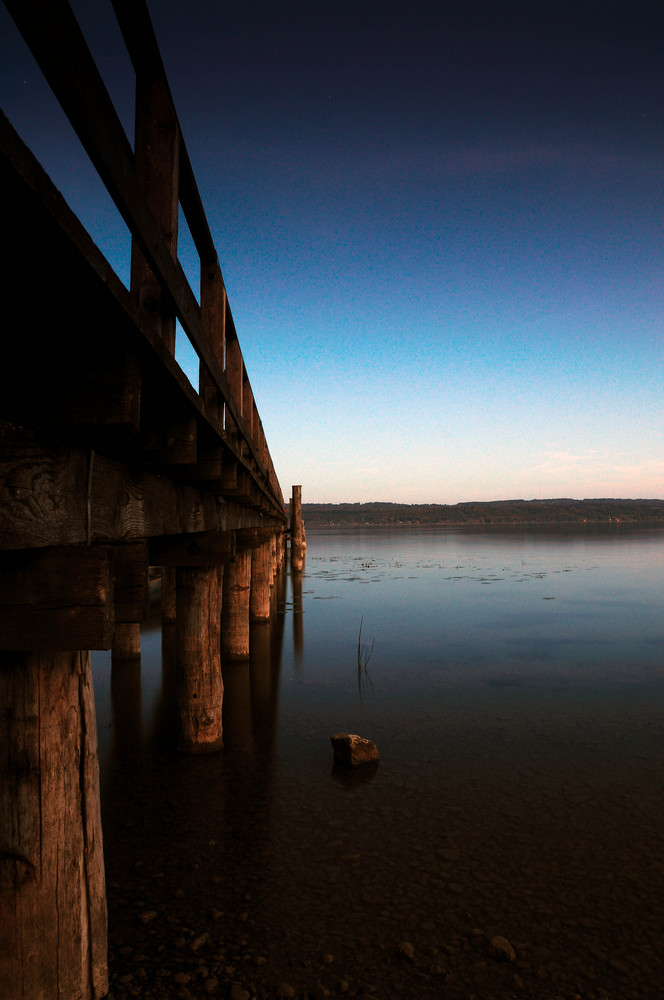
[111,622,141,660]
[161,566,177,624]
[268,533,278,611]
[222,548,251,660]
[200,260,226,423]
[276,530,285,572]
[225,329,243,448]
[274,539,287,615]
[243,374,254,444]
[0,650,108,1000]
[130,73,180,352]
[175,566,224,753]
[250,539,272,622]
[290,485,306,572]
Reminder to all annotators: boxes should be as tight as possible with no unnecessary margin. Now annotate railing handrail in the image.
[3,0,284,515]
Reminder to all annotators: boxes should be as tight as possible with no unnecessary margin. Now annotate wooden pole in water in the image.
[222,547,251,660]
[175,566,224,752]
[250,538,273,622]
[161,566,177,624]
[275,531,285,573]
[112,621,141,660]
[0,650,108,1000]
[290,485,306,572]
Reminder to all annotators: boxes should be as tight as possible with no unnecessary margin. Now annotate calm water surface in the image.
[94,524,664,1000]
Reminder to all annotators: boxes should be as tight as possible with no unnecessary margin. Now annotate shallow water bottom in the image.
[97,525,664,999]
[98,642,664,1000]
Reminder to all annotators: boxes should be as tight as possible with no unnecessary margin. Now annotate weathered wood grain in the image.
[113,541,149,623]
[0,650,107,999]
[250,539,274,622]
[0,546,114,651]
[112,622,141,660]
[0,428,89,549]
[0,435,263,549]
[175,566,224,752]
[290,485,307,572]
[221,548,251,661]
[149,529,235,567]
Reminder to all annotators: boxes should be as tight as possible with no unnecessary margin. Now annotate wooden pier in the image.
[0,1,304,996]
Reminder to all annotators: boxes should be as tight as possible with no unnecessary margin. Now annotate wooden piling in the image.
[160,566,177,624]
[0,650,108,1000]
[274,531,285,573]
[112,621,141,660]
[290,485,306,572]
[250,539,273,622]
[1,1,290,993]
[222,547,251,660]
[175,566,224,753]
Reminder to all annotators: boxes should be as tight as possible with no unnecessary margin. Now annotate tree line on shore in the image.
[292,499,664,527]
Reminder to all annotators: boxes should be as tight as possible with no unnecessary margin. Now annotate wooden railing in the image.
[3,0,284,519]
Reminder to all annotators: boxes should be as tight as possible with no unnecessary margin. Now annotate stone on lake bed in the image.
[330,733,380,767]
[488,935,516,962]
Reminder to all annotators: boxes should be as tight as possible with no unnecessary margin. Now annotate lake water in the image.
[93,523,664,1000]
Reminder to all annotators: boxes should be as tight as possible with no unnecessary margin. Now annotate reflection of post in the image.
[0,651,108,999]
[175,566,224,753]
[154,619,178,746]
[251,619,282,749]
[290,485,306,572]
[110,655,143,754]
[292,566,304,660]
[221,660,253,753]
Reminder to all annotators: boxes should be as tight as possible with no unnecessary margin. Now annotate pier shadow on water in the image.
[93,526,664,1000]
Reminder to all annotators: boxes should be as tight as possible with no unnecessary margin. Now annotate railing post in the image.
[200,260,226,423]
[130,71,180,352]
[225,328,243,445]
[242,371,254,447]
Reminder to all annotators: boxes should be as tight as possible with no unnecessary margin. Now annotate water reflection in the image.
[92,525,664,1000]
[290,562,305,664]
[109,657,142,757]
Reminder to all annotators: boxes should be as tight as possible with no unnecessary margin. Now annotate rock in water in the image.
[488,935,516,962]
[330,733,380,767]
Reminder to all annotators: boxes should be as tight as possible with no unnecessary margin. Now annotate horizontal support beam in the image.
[0,428,281,551]
[236,526,285,549]
[0,545,114,650]
[149,530,235,567]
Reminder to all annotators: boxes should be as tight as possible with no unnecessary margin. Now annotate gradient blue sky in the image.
[2,0,663,502]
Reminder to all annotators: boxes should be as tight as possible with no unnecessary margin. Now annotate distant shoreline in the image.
[294,499,664,528]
